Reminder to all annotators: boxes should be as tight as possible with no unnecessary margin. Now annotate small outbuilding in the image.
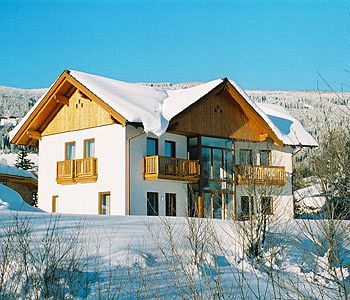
[0,164,37,206]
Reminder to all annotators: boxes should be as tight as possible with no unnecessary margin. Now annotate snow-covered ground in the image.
[295,184,326,214]
[0,189,349,299]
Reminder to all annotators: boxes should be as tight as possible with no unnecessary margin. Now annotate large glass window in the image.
[166,193,176,216]
[165,141,176,157]
[65,142,76,160]
[188,136,235,220]
[147,192,159,216]
[99,192,111,215]
[84,139,95,158]
[213,194,222,219]
[147,138,158,156]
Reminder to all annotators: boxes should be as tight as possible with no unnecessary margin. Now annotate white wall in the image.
[127,126,189,217]
[38,124,126,215]
[234,141,294,219]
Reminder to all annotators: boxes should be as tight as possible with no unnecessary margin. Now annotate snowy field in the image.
[0,187,349,299]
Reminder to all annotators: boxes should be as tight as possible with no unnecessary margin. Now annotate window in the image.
[165,141,176,158]
[261,197,273,215]
[84,139,95,158]
[240,196,255,218]
[147,138,158,156]
[259,150,271,165]
[147,192,159,216]
[239,149,252,165]
[99,192,111,215]
[65,142,76,160]
[166,193,176,216]
[52,195,58,213]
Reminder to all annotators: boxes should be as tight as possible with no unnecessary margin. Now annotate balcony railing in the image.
[236,164,286,186]
[144,155,200,182]
[56,157,98,184]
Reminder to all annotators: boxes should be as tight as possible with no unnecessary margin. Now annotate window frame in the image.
[240,195,256,219]
[84,138,95,158]
[165,193,177,216]
[147,192,159,216]
[65,141,76,161]
[239,149,253,165]
[261,196,273,215]
[52,195,58,213]
[165,140,176,158]
[99,192,111,215]
[259,150,272,166]
[146,137,159,156]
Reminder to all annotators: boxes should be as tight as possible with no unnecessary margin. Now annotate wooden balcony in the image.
[236,164,286,186]
[144,155,200,182]
[56,157,98,184]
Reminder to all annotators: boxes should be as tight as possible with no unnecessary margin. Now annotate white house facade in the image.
[10,70,318,219]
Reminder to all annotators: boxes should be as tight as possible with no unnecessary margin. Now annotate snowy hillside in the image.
[0,85,47,118]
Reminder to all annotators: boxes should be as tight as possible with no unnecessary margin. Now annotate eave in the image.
[11,70,128,146]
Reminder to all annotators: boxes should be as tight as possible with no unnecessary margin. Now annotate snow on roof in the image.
[69,70,169,136]
[0,164,37,180]
[0,184,41,212]
[162,79,224,120]
[256,103,318,147]
[10,70,317,147]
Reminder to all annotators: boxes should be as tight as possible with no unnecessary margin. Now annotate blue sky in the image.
[0,0,349,91]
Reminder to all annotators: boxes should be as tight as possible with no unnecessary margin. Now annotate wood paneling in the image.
[144,155,200,182]
[42,90,115,136]
[168,87,271,142]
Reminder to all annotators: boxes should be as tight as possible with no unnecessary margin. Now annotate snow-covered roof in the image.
[0,164,37,180]
[10,70,318,147]
[69,70,169,136]
[256,103,318,147]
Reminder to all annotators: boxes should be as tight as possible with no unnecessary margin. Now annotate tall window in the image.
[240,196,255,218]
[261,196,273,215]
[147,138,158,156]
[147,192,159,216]
[239,149,252,165]
[259,150,271,165]
[99,192,111,215]
[84,139,95,158]
[166,193,176,216]
[65,142,76,160]
[52,195,58,213]
[165,141,176,157]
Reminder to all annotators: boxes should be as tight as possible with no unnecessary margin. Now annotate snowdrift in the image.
[0,184,42,212]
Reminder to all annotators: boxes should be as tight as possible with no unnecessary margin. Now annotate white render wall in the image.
[127,126,189,217]
[38,124,126,215]
[234,141,294,219]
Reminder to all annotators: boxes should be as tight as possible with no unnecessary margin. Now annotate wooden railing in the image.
[56,157,98,184]
[144,155,200,182]
[236,164,286,186]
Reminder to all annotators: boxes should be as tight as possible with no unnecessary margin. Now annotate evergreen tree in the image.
[14,146,35,171]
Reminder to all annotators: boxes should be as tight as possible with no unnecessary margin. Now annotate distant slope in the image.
[0,85,47,118]
[1,83,350,146]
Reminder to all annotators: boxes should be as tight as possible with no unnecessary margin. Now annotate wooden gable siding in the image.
[168,88,271,142]
[42,89,115,136]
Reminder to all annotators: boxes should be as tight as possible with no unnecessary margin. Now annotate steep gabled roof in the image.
[10,70,318,147]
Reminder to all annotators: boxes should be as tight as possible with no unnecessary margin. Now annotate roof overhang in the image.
[10,70,128,146]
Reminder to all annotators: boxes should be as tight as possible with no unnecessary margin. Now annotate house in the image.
[0,116,18,127]
[10,70,317,219]
[0,164,37,205]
